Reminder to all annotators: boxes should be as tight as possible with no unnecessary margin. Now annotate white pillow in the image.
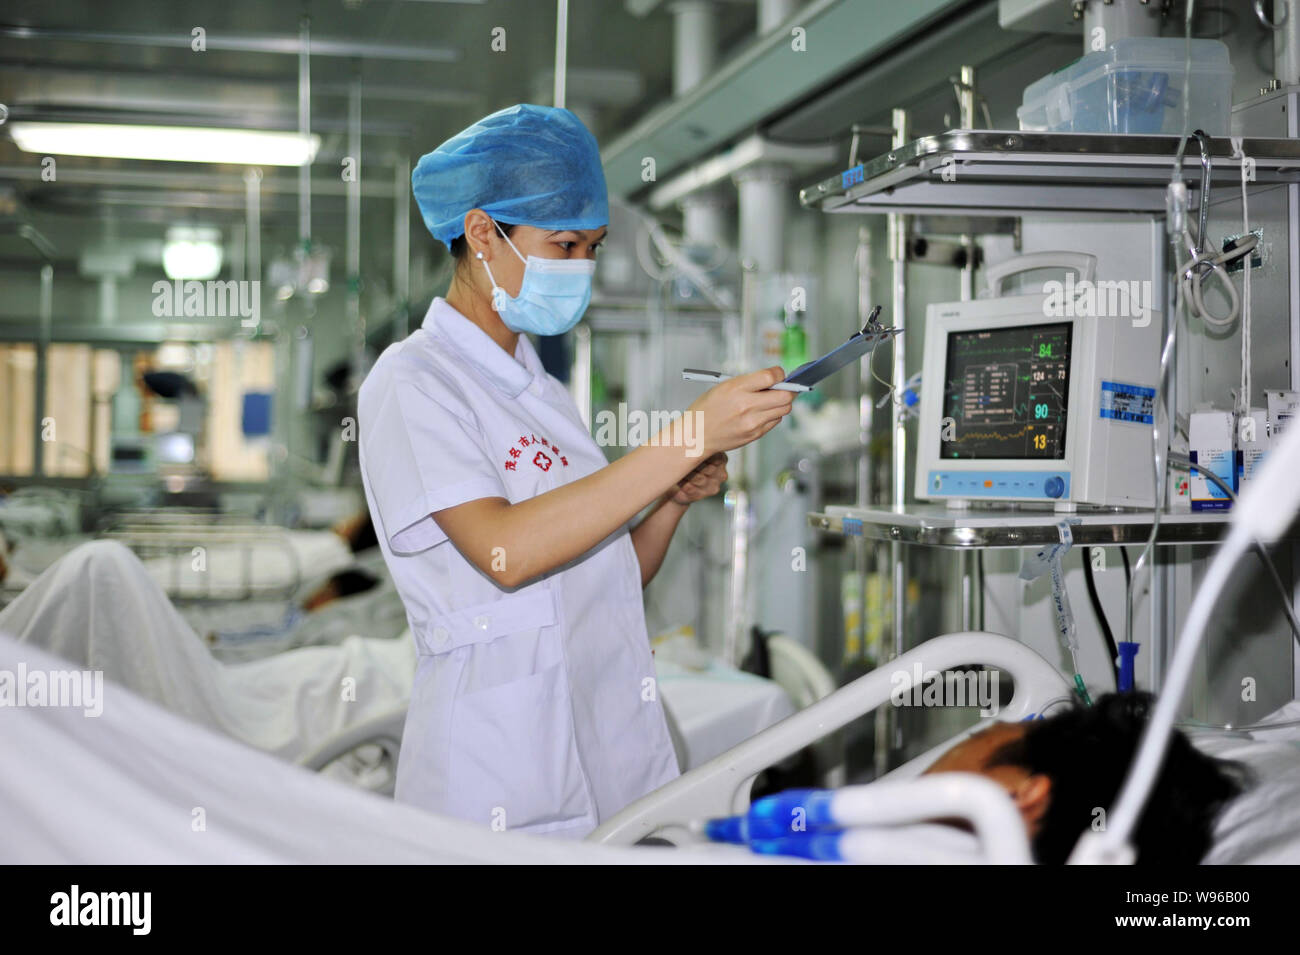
[1194,731,1300,864]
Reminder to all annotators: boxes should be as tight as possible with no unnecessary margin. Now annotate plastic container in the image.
[1017,38,1233,136]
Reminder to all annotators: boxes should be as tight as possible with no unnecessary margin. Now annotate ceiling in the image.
[0,0,758,285]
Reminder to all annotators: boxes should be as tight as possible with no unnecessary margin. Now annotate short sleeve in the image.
[359,375,507,555]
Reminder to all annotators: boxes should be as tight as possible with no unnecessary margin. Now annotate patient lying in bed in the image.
[0,539,415,760]
[925,692,1248,864]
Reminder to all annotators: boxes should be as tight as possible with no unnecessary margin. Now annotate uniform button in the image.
[473,615,490,631]
[432,626,450,646]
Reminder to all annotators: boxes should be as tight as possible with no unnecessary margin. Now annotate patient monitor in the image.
[915,254,1163,509]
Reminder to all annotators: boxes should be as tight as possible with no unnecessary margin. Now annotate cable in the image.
[1079,506,1256,861]
[1180,714,1300,734]
[1179,227,1257,329]
[1082,547,1121,688]
[1238,139,1254,414]
[1126,276,1177,645]
[1168,454,1300,648]
[869,331,896,400]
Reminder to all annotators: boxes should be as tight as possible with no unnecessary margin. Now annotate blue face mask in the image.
[479,221,595,336]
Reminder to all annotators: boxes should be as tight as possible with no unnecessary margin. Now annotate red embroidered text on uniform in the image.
[503,433,569,473]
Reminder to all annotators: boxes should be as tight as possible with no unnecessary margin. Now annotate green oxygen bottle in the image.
[780,308,809,372]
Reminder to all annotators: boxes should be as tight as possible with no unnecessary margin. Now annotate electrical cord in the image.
[1082,547,1122,688]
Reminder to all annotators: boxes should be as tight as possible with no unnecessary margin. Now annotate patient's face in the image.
[301,581,340,612]
[924,721,1027,776]
[923,721,1050,836]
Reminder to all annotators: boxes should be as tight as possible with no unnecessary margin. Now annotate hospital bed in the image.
[98,510,356,603]
[0,486,84,538]
[102,526,305,602]
[6,624,1300,864]
[0,631,1035,864]
[11,420,1300,862]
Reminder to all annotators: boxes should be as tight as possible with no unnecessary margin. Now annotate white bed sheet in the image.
[655,658,796,769]
[0,634,778,864]
[1195,701,1300,864]
[0,540,413,760]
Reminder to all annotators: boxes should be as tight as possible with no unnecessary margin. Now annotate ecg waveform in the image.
[941,322,1072,461]
[949,425,1054,444]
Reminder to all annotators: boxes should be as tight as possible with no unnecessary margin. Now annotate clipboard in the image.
[683,306,901,392]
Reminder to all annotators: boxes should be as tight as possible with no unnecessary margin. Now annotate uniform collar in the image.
[423,297,543,398]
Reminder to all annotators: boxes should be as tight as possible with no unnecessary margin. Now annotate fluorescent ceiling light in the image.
[7,122,320,166]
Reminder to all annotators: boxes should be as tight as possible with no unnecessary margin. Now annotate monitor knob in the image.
[1044,476,1065,499]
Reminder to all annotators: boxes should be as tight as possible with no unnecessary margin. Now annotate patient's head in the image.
[924,692,1247,864]
[333,511,378,554]
[301,568,379,612]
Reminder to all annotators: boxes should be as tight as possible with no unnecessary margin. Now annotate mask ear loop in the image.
[476,249,509,313]
[478,219,526,313]
[492,219,528,263]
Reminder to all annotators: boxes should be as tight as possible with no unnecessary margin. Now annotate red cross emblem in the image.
[533,451,552,471]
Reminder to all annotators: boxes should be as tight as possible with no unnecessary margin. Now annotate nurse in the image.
[358,104,793,838]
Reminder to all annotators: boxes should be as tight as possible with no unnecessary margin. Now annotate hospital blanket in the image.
[0,540,414,760]
[0,635,774,864]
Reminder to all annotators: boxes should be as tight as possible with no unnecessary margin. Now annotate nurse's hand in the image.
[689,367,795,456]
[671,452,727,505]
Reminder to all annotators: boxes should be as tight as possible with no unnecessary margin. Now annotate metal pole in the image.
[855,225,874,665]
[1081,0,1161,50]
[957,64,976,131]
[347,77,364,374]
[724,264,758,666]
[957,67,979,631]
[672,1,717,96]
[886,107,910,765]
[244,168,262,331]
[298,15,312,253]
[554,0,568,109]
[393,154,410,337]
[1274,0,1300,86]
[570,323,592,429]
[32,263,52,476]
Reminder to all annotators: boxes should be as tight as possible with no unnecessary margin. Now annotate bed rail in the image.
[589,631,1071,846]
[99,526,302,603]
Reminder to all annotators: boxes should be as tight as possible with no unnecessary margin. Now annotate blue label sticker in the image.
[841,164,865,190]
[1099,380,1155,425]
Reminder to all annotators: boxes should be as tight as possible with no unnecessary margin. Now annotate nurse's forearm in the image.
[630,493,688,588]
[433,417,703,588]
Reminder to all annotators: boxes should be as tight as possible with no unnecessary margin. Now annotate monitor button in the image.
[1044,476,1065,499]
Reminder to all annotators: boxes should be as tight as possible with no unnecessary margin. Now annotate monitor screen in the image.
[940,321,1072,460]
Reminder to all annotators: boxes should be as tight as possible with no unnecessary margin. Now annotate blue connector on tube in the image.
[1117,642,1140,692]
[703,789,837,843]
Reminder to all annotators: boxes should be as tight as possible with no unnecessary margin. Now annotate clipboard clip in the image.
[855,305,884,340]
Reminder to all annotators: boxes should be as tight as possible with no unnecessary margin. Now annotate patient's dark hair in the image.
[988,692,1249,865]
[346,514,378,554]
[325,568,380,599]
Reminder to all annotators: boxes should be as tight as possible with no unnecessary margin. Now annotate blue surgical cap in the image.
[412,104,609,251]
